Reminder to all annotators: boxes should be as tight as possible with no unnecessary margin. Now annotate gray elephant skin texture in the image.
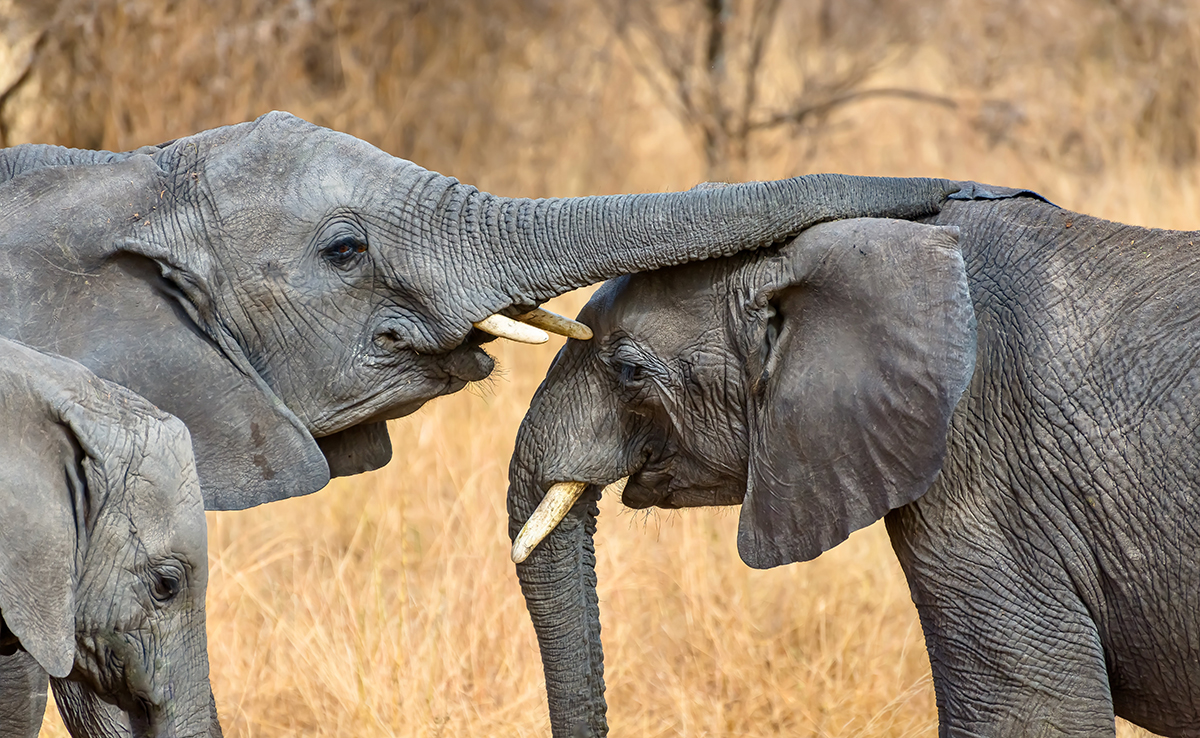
[0,338,217,737]
[508,191,1200,736]
[0,109,964,514]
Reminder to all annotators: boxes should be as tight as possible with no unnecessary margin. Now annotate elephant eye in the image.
[150,564,185,604]
[322,235,368,267]
[617,361,645,387]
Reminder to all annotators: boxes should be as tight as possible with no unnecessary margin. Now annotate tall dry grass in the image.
[8,1,1196,735]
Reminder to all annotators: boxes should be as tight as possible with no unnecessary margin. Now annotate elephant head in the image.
[0,112,963,508]
[507,218,978,736]
[0,338,215,737]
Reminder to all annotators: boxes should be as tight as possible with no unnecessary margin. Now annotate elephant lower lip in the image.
[445,346,495,382]
[621,470,670,508]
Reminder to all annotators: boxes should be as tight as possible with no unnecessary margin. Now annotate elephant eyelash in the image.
[149,562,186,604]
[321,236,368,267]
[617,361,645,386]
[606,338,672,401]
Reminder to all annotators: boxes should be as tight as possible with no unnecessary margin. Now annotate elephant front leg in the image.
[920,605,1115,737]
[0,650,49,738]
[887,511,1116,737]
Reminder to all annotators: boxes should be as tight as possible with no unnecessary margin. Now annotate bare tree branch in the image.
[598,0,942,178]
[749,87,957,131]
[737,0,782,158]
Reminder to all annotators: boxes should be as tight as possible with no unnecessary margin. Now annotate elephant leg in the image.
[888,511,1115,737]
[920,602,1114,737]
[0,650,48,738]
[50,677,132,737]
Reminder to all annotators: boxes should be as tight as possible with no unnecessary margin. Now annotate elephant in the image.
[0,111,966,514]
[507,189,1200,736]
[0,112,967,733]
[0,337,217,737]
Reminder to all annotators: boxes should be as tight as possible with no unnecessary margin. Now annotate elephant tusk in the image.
[511,481,589,563]
[473,314,549,344]
[512,308,594,341]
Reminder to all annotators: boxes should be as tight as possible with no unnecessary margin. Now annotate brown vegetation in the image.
[4,0,1193,735]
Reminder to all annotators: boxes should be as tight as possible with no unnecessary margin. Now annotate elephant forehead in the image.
[71,387,207,557]
[588,264,730,343]
[196,119,390,208]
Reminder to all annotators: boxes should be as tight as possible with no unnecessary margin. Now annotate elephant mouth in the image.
[621,468,676,508]
[622,462,747,510]
[313,344,496,433]
[443,343,495,382]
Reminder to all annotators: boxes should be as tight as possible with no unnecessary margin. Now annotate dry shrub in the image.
[11,1,1195,735]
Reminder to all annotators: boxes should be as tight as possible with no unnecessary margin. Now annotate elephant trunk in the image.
[51,611,220,738]
[507,354,630,737]
[509,464,607,738]
[462,173,963,309]
[159,614,222,738]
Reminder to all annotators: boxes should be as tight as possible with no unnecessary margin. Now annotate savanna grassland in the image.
[4,0,1197,735]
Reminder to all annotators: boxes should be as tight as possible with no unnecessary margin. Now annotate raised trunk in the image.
[458,173,961,309]
[0,143,146,184]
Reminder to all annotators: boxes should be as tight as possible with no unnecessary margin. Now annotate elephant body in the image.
[508,190,1200,736]
[895,195,1200,735]
[0,114,969,736]
[0,338,217,737]
[0,112,963,513]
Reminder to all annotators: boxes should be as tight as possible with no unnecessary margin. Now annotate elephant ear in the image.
[736,218,976,569]
[0,341,87,678]
[0,158,330,511]
[317,422,393,478]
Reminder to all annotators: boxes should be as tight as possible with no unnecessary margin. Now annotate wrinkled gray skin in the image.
[0,110,963,512]
[0,338,216,738]
[510,192,1200,737]
[0,112,963,734]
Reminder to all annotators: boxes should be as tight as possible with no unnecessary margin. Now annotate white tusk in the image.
[511,481,589,563]
[513,308,594,341]
[473,314,549,344]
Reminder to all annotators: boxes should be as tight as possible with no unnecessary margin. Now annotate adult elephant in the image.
[0,111,962,511]
[0,111,960,734]
[507,193,1200,736]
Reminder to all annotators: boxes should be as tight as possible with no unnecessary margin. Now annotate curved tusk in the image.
[511,481,589,563]
[513,308,594,341]
[473,314,549,344]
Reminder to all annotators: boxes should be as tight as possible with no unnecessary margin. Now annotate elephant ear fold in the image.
[0,158,331,511]
[736,218,976,569]
[70,259,332,511]
[0,342,84,678]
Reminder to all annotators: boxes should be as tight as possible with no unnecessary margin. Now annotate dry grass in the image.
[12,1,1198,735]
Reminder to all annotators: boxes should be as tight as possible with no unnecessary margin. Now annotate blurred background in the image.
[4,0,1194,735]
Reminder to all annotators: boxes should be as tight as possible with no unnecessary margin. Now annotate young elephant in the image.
[509,197,1200,736]
[0,338,217,737]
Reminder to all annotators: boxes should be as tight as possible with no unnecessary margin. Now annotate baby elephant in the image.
[511,203,1200,737]
[0,338,218,737]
